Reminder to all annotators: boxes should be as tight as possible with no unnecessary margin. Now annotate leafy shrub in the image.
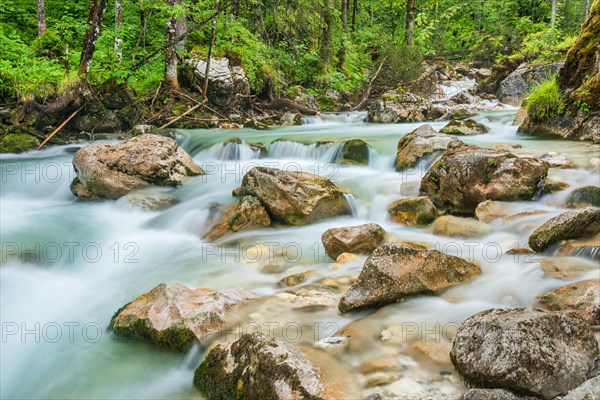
[526,78,564,122]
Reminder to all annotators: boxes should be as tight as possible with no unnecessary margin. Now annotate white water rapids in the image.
[1,110,599,399]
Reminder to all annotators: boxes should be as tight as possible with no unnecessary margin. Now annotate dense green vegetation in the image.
[0,0,592,103]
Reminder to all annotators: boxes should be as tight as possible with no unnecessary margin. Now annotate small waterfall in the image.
[269,140,334,160]
[345,193,359,216]
[572,246,600,261]
[182,343,203,369]
[199,140,262,161]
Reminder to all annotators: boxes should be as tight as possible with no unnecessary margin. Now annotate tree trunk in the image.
[405,0,416,45]
[164,0,186,87]
[550,0,557,31]
[342,0,348,31]
[36,0,46,37]
[203,6,218,102]
[114,0,123,64]
[320,0,334,67]
[352,0,358,32]
[78,0,109,81]
[586,0,591,18]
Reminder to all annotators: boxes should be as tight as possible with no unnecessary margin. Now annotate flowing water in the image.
[1,110,599,399]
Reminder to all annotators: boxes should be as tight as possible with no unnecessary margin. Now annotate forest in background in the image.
[0,0,593,104]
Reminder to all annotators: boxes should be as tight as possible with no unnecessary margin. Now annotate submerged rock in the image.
[232,167,351,226]
[194,333,326,399]
[321,223,386,260]
[109,283,255,351]
[387,196,437,227]
[395,125,459,171]
[537,280,600,325]
[565,186,600,208]
[439,119,489,136]
[539,257,596,280]
[338,242,480,313]
[419,142,548,215]
[450,307,599,400]
[203,196,271,241]
[432,215,493,238]
[338,139,370,165]
[528,207,600,252]
[71,134,203,200]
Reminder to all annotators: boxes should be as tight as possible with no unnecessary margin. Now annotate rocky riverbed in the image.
[1,110,599,399]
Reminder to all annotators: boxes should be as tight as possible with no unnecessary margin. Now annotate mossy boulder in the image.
[450,307,599,400]
[321,223,386,259]
[194,332,326,399]
[338,139,369,165]
[232,167,351,226]
[0,132,39,153]
[387,196,437,226]
[420,141,548,215]
[565,186,600,208]
[439,119,490,136]
[528,207,600,252]
[109,283,256,351]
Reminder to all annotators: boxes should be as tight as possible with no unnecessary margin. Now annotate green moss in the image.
[526,78,565,122]
[566,186,600,208]
[0,132,39,153]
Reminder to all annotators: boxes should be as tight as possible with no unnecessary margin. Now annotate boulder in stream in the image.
[537,280,600,325]
[387,196,437,226]
[497,62,564,106]
[450,307,599,400]
[232,167,351,226]
[71,134,203,200]
[395,124,460,171]
[565,186,600,208]
[203,196,271,241]
[432,215,493,238]
[528,207,600,252]
[419,142,548,215]
[109,283,256,351]
[338,139,370,165]
[194,332,326,399]
[321,223,386,259]
[338,242,481,312]
[439,119,490,136]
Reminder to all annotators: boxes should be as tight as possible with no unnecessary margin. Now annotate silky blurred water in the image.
[1,110,599,399]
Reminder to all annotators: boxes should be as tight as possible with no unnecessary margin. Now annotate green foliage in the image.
[526,78,565,122]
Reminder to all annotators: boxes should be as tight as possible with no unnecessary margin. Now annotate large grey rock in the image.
[528,207,600,252]
[395,124,460,171]
[338,242,481,312]
[184,57,250,109]
[450,307,599,400]
[109,283,256,351]
[419,142,548,215]
[460,389,523,400]
[321,223,386,259]
[194,332,326,399]
[498,62,564,105]
[71,134,203,199]
[232,167,351,226]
